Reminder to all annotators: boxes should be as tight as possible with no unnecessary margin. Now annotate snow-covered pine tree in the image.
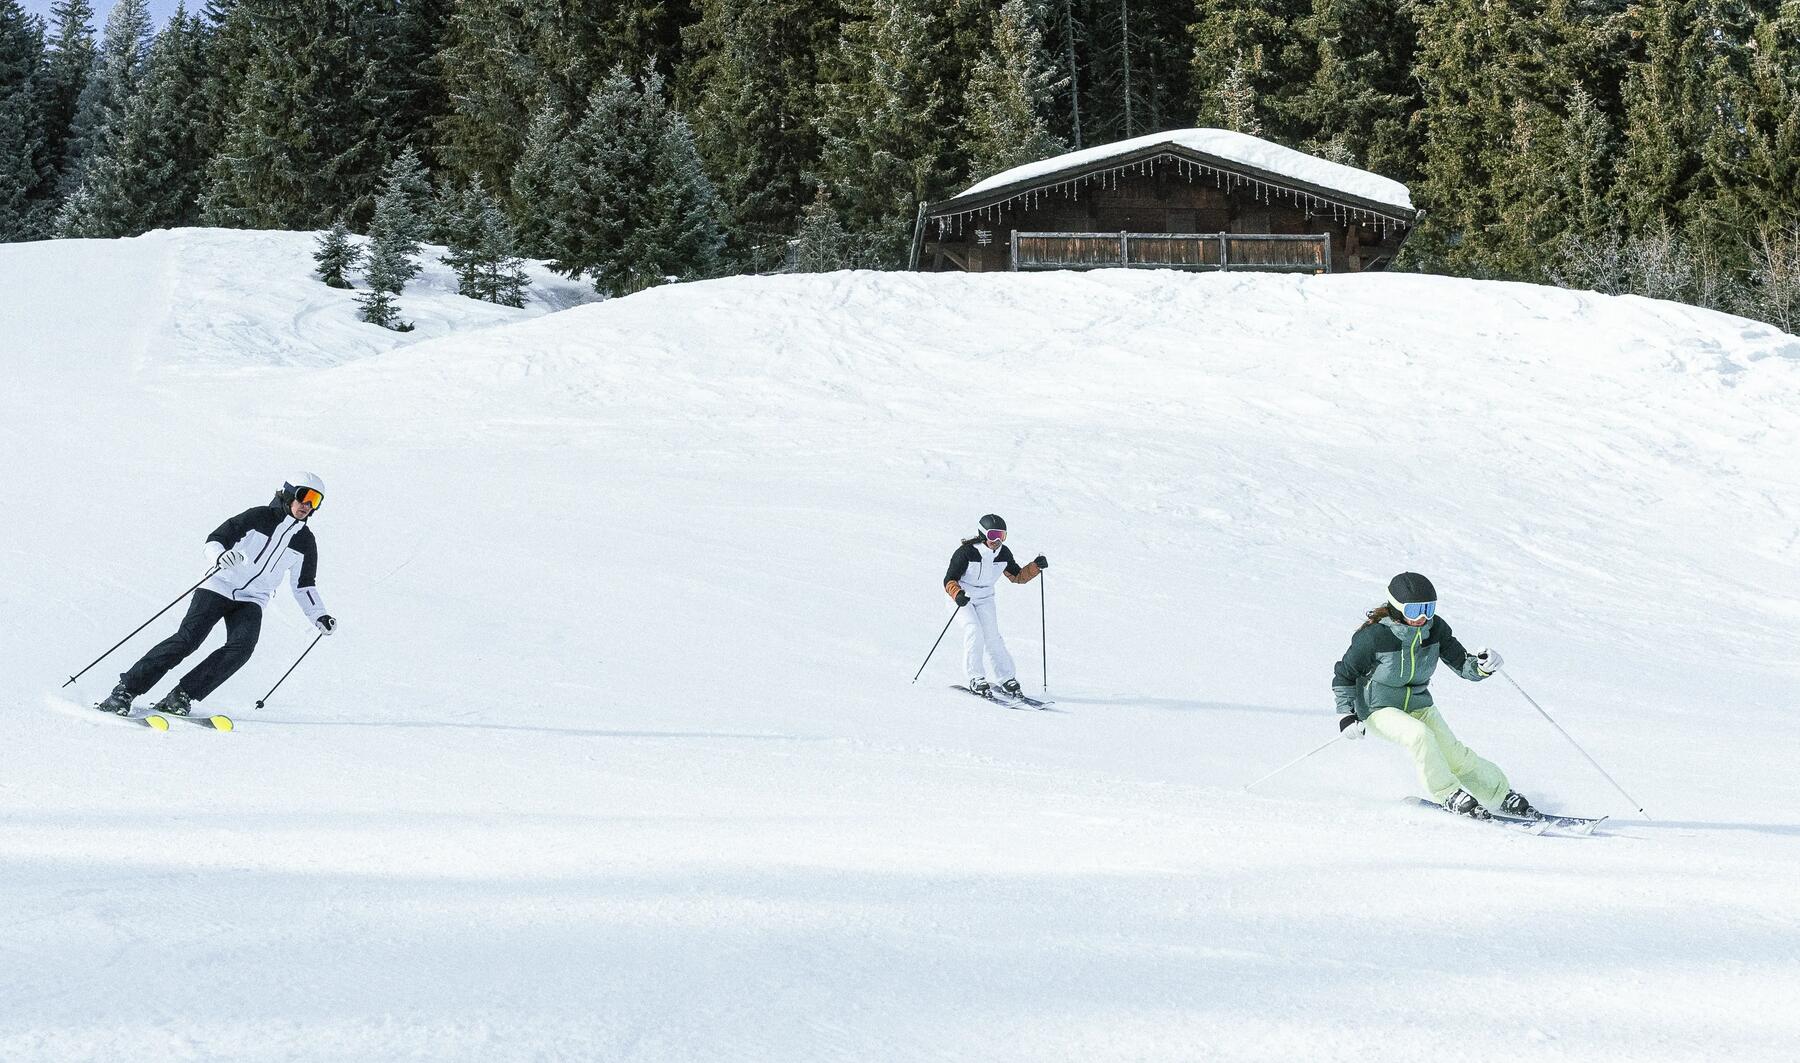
[376,146,432,246]
[535,65,640,286]
[962,0,1066,178]
[61,0,151,197]
[56,5,210,238]
[611,90,726,295]
[356,224,413,330]
[511,98,572,260]
[507,100,573,260]
[39,0,96,197]
[441,176,529,307]
[312,216,361,288]
[201,0,392,229]
[0,0,51,241]
[793,187,861,272]
[1188,0,1309,144]
[684,0,836,271]
[363,163,426,293]
[816,0,952,267]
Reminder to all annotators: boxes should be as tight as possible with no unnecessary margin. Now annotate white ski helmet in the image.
[282,471,326,512]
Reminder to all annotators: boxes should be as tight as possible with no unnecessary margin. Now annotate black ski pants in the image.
[121,589,262,701]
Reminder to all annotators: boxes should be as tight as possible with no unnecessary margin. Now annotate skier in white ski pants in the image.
[942,515,1046,697]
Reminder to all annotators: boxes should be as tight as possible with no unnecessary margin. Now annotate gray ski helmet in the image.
[978,513,1007,539]
[1386,571,1437,610]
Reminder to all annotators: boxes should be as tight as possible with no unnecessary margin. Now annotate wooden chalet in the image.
[910,129,1421,275]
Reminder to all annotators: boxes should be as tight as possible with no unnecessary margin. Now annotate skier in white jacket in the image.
[94,473,337,717]
[942,514,1046,698]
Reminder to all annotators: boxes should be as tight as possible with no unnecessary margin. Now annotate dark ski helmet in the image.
[978,514,1007,542]
[1386,571,1437,622]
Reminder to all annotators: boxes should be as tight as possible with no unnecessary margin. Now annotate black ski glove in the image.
[316,615,337,635]
[1032,555,1048,569]
[1339,714,1365,739]
[954,591,970,606]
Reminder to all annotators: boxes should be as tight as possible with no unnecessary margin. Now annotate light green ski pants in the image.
[1366,704,1511,808]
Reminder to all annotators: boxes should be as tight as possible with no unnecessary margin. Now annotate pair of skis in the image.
[103,707,234,731]
[1407,796,1606,836]
[950,683,1056,711]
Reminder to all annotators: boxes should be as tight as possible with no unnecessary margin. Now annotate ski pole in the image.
[1243,732,1344,792]
[911,605,963,683]
[62,567,220,688]
[1039,573,1048,693]
[255,633,324,709]
[1501,672,1651,820]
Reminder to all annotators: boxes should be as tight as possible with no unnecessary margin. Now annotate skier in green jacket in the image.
[1332,572,1536,820]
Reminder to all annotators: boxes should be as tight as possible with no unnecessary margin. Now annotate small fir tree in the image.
[357,232,414,331]
[441,176,530,307]
[313,217,362,288]
[793,188,861,271]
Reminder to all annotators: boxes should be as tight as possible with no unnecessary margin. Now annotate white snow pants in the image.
[959,597,1016,684]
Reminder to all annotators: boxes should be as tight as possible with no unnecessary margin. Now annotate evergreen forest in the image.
[1,0,1796,329]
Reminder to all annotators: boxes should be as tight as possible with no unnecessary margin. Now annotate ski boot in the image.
[999,678,1024,698]
[968,677,992,696]
[149,687,195,717]
[1442,788,1491,819]
[95,683,137,716]
[1499,790,1538,818]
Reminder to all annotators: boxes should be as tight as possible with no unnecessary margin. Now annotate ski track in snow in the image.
[3,230,1800,1061]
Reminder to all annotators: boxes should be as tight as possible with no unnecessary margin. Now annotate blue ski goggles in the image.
[1398,600,1436,622]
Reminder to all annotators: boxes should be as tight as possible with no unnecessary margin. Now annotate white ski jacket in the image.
[199,503,328,621]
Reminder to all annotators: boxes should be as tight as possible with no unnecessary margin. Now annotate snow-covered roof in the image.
[951,128,1415,215]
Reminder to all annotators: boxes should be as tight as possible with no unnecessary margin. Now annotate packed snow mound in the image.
[5,227,599,380]
[5,228,1800,1063]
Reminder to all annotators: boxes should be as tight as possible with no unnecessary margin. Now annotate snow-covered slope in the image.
[4,229,1799,1062]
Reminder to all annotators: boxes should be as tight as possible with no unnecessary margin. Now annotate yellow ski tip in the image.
[210,716,234,732]
[145,715,170,731]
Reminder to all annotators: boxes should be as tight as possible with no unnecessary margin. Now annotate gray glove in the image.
[214,548,247,570]
[1475,647,1503,675]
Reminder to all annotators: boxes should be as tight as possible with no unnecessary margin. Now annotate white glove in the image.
[1475,647,1503,675]
[1339,714,1365,740]
[214,548,247,570]
[315,614,337,635]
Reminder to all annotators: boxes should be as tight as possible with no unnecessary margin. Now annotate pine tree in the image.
[313,216,362,288]
[62,0,151,196]
[202,0,398,229]
[441,176,530,306]
[357,222,415,330]
[614,105,725,293]
[816,0,953,267]
[793,188,861,271]
[1086,0,1190,141]
[1189,0,1312,143]
[376,146,432,245]
[56,6,210,238]
[364,161,426,292]
[39,0,95,194]
[507,99,574,259]
[683,0,835,270]
[0,0,50,241]
[1486,85,1617,280]
[1410,0,1622,275]
[963,0,1066,178]
[1283,0,1424,179]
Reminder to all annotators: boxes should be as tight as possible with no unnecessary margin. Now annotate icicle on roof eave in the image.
[925,146,1418,230]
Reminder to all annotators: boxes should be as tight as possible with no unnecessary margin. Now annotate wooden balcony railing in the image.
[1011,231,1331,273]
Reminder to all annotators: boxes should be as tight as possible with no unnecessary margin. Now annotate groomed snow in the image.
[4,229,1799,1061]
[955,127,1416,212]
